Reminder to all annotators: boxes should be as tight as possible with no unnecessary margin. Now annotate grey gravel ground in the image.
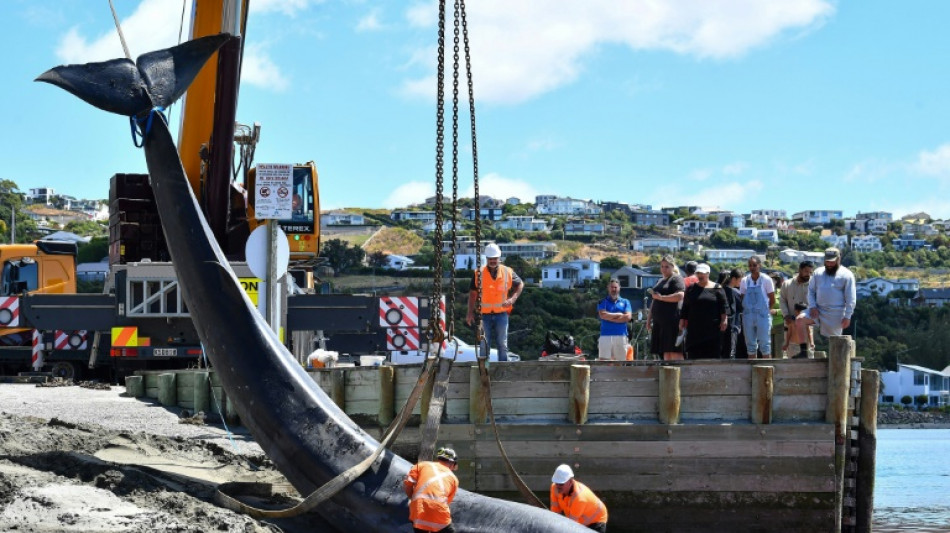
[0,382,263,456]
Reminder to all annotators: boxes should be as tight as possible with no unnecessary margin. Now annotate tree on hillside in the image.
[368,251,389,268]
[0,179,40,243]
[319,239,366,273]
[77,236,109,263]
[600,256,626,269]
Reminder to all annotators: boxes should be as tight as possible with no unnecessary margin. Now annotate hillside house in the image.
[792,210,844,225]
[383,254,415,271]
[705,249,759,264]
[613,266,662,290]
[821,234,849,249]
[749,209,788,225]
[494,216,549,232]
[892,234,931,252]
[779,249,825,264]
[391,210,437,223]
[856,211,892,222]
[462,207,504,221]
[901,222,939,237]
[498,242,557,261]
[679,220,720,236]
[879,364,949,407]
[564,220,606,236]
[851,235,883,252]
[913,288,950,307]
[856,277,919,299]
[536,197,602,216]
[632,211,671,227]
[540,263,580,289]
[321,212,365,226]
[631,237,681,253]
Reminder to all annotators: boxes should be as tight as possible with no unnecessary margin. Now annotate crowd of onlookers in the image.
[595,247,857,361]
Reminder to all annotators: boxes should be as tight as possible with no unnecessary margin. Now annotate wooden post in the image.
[569,364,590,425]
[658,366,681,425]
[751,365,773,424]
[157,373,177,407]
[856,369,879,533]
[378,365,395,427]
[193,371,210,414]
[469,365,487,424]
[330,369,346,410]
[827,335,852,533]
[125,375,145,398]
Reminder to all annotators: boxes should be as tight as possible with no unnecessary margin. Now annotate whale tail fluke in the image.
[35,33,233,117]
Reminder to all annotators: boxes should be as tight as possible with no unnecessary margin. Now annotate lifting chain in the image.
[428,0,448,348]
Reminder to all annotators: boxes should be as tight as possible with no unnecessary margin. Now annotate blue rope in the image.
[129,106,167,148]
[202,346,239,452]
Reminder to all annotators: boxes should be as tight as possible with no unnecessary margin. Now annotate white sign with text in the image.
[254,163,293,219]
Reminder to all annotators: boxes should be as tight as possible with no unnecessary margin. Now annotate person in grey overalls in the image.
[739,256,775,359]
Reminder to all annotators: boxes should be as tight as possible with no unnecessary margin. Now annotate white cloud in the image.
[401,0,834,104]
[383,181,434,208]
[55,0,289,93]
[460,173,539,202]
[722,161,748,175]
[357,9,384,32]
[652,179,763,210]
[56,0,189,63]
[242,43,289,92]
[689,168,712,181]
[915,143,950,178]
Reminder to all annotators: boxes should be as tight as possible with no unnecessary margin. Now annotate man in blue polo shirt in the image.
[597,278,633,361]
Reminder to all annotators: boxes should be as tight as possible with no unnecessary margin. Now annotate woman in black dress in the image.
[680,263,728,359]
[647,256,685,360]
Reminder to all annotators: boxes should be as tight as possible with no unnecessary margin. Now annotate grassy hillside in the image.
[363,227,424,255]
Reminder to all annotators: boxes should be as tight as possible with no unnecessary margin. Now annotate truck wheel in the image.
[50,361,79,381]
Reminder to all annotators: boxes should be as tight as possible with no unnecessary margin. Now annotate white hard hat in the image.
[552,464,574,484]
[484,243,502,259]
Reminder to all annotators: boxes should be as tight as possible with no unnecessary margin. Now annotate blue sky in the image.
[2,0,949,219]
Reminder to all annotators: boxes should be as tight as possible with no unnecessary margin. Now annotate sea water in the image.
[874,428,950,529]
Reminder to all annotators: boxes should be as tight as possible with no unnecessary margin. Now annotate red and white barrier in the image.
[0,297,19,327]
[31,330,43,371]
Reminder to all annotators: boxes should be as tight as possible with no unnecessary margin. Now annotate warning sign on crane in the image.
[254,163,293,219]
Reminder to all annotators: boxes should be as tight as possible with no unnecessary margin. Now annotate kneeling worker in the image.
[550,464,608,532]
[404,448,459,533]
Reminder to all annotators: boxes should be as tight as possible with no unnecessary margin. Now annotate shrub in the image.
[900,395,913,407]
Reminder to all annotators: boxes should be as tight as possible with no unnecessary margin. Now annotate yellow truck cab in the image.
[0,241,77,297]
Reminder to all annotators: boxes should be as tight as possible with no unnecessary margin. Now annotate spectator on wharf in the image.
[718,269,743,359]
[597,278,632,361]
[769,272,786,358]
[646,255,686,361]
[682,261,699,289]
[680,263,728,359]
[781,261,814,358]
[739,256,775,359]
[795,248,856,356]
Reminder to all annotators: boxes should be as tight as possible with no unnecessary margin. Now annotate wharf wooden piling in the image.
[378,366,395,427]
[658,366,681,424]
[751,365,773,424]
[469,366,487,424]
[856,369,879,533]
[569,364,590,425]
[330,369,346,410]
[125,375,145,398]
[827,335,853,533]
[157,373,177,407]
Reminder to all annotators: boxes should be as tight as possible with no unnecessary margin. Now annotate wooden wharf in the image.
[131,335,878,532]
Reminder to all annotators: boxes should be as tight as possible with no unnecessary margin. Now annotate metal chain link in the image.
[459,0,483,350]
[428,0,447,349]
[446,0,462,342]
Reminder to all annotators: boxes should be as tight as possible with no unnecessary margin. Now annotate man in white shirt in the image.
[795,248,856,355]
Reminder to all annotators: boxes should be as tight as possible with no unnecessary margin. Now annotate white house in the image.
[564,221,606,235]
[879,364,950,407]
[901,221,939,237]
[792,210,844,225]
[462,207,504,221]
[851,235,883,252]
[704,249,759,264]
[821,234,849,249]
[321,211,366,226]
[541,263,580,289]
[779,249,825,264]
[856,277,919,299]
[856,211,892,222]
[756,229,780,243]
[391,210,437,223]
[536,197,602,216]
[914,288,950,307]
[494,216,549,232]
[631,237,681,252]
[749,209,788,225]
[736,227,757,240]
[565,259,600,283]
[384,254,415,271]
[28,187,55,204]
[498,242,557,261]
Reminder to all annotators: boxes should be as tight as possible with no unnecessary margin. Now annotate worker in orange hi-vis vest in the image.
[404,447,460,533]
[465,243,523,361]
[550,464,608,532]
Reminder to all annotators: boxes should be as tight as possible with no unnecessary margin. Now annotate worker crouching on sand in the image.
[404,447,459,533]
[550,464,608,532]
